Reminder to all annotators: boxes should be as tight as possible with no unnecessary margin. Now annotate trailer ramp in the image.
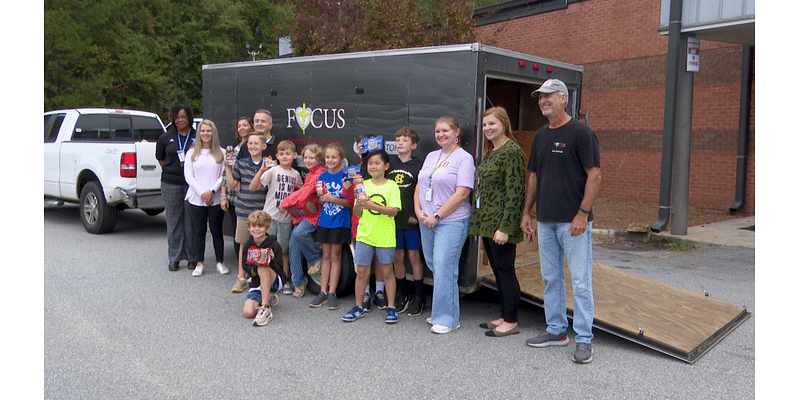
[479,257,750,363]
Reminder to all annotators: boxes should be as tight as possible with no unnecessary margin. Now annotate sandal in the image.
[292,279,307,298]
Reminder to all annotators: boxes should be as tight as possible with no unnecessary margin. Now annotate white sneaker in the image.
[192,263,204,277]
[431,324,460,334]
[216,262,230,275]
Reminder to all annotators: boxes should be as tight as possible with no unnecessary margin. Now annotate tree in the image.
[284,0,476,57]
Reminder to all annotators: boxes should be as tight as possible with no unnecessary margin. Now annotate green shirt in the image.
[469,140,526,244]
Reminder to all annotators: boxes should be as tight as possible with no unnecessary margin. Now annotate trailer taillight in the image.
[120,152,137,178]
[519,61,527,67]
[532,64,541,70]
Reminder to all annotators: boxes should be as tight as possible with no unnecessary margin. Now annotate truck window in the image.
[44,113,66,143]
[72,114,111,142]
[131,115,165,142]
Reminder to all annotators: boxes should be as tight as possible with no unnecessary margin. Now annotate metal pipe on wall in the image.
[671,34,694,235]
[651,0,684,232]
[730,45,753,212]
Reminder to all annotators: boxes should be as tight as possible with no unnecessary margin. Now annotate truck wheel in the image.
[305,243,356,297]
[80,181,117,234]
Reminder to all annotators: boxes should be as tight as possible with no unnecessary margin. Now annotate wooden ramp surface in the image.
[479,256,750,363]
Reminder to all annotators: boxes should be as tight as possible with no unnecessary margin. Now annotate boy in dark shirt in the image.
[387,127,425,315]
[241,210,287,327]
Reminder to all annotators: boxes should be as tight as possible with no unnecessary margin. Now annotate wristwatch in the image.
[434,213,441,221]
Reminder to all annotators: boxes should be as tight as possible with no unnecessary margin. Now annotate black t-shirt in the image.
[527,118,600,223]
[156,128,196,185]
[242,234,286,289]
[388,155,423,230]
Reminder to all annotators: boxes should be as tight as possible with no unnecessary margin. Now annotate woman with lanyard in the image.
[156,104,196,271]
[469,107,526,337]
[413,115,474,334]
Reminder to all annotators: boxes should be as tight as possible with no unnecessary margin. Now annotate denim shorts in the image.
[246,289,262,303]
[395,229,421,251]
[354,241,395,266]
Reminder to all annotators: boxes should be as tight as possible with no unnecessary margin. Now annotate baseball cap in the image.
[531,79,568,96]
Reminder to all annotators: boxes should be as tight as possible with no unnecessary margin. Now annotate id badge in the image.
[177,150,186,163]
[476,196,480,209]
[425,186,432,202]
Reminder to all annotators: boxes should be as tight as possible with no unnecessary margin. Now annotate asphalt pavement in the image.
[41,205,755,399]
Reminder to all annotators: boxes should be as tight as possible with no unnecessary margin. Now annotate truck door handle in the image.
[141,165,157,171]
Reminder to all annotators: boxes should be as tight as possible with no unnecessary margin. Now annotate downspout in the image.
[730,45,753,212]
[651,0,683,232]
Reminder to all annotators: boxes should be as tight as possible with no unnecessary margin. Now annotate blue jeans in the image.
[537,221,595,344]
[419,217,469,329]
[161,181,191,263]
[288,220,322,287]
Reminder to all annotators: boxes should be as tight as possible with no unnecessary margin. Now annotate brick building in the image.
[474,0,755,217]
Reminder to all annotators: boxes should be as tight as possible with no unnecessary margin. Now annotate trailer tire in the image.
[80,181,117,234]
[305,243,356,298]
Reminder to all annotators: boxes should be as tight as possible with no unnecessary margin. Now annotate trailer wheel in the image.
[80,181,117,234]
[305,243,356,297]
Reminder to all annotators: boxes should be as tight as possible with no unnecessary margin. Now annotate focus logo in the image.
[286,103,346,135]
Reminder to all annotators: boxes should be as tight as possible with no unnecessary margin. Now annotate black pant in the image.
[482,237,520,323]
[186,203,225,264]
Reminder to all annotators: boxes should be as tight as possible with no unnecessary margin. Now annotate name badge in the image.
[425,186,432,202]
[177,150,186,163]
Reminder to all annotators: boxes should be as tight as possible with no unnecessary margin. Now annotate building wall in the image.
[476,0,755,213]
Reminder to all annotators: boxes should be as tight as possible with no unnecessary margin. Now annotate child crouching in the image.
[242,210,288,326]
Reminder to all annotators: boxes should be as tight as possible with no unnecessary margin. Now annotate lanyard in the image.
[176,131,191,152]
[428,149,454,184]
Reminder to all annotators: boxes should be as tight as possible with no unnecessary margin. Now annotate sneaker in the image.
[385,307,398,324]
[326,293,339,310]
[307,258,322,275]
[526,331,570,348]
[362,292,372,312]
[192,263,204,277]
[282,283,293,295]
[342,305,365,322]
[309,292,327,308]
[216,262,230,275]
[231,277,248,293]
[395,294,410,314]
[252,306,273,327]
[292,279,307,298]
[269,293,279,306]
[407,295,425,316]
[573,343,593,364]
[373,290,388,309]
[431,324,460,334]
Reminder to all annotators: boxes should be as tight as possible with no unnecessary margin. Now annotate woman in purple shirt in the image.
[413,116,475,334]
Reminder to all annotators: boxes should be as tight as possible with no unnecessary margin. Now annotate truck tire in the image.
[80,181,117,234]
[305,243,356,298]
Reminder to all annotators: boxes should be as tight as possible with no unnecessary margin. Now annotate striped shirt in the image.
[232,157,268,219]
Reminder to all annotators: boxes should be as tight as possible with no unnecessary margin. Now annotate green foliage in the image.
[285,0,476,57]
[44,0,291,115]
[44,0,477,114]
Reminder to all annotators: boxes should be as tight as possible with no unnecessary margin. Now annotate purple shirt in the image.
[417,148,475,222]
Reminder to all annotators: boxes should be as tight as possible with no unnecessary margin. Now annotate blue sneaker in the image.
[373,290,388,309]
[362,292,372,313]
[385,307,398,324]
[342,306,365,322]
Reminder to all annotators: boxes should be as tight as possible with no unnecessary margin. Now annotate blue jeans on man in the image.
[537,221,595,344]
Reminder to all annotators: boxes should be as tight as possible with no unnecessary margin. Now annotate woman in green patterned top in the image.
[469,107,526,337]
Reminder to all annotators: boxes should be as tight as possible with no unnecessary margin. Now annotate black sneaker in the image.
[326,293,339,310]
[406,295,426,316]
[573,343,593,364]
[373,290,388,309]
[395,294,410,314]
[526,331,570,348]
[309,292,327,308]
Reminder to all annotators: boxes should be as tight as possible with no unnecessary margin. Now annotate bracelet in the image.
[579,207,591,214]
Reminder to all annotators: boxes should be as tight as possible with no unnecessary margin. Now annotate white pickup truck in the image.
[44,108,167,233]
